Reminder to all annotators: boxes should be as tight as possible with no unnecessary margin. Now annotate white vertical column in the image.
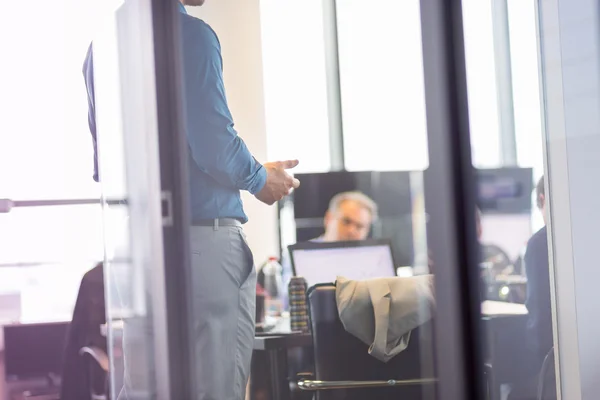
[539,0,600,398]
[187,1,278,264]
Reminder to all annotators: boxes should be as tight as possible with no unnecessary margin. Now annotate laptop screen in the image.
[289,240,396,287]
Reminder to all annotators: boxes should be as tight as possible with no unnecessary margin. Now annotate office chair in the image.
[482,244,513,276]
[60,264,109,400]
[79,346,110,400]
[537,347,556,400]
[297,283,437,400]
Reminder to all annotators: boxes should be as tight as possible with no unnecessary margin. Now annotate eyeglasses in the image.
[340,216,369,231]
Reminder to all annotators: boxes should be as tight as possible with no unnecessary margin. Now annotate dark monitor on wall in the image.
[292,171,412,218]
[476,167,533,214]
[4,322,70,379]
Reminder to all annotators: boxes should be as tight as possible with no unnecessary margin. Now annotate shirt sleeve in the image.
[183,23,266,195]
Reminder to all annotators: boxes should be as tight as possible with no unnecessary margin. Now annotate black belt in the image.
[192,218,242,230]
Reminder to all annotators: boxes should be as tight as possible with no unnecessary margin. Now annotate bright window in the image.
[507,0,544,179]
[462,0,503,168]
[337,0,429,172]
[259,0,332,173]
[0,0,121,322]
[261,0,331,172]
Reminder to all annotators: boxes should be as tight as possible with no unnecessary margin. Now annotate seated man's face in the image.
[324,200,373,242]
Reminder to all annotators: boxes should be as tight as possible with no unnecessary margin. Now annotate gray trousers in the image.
[189,225,257,400]
[118,225,256,400]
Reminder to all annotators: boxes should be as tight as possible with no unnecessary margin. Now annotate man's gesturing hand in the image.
[255,160,301,205]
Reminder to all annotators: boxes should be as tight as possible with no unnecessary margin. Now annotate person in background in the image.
[83,1,300,398]
[319,191,379,242]
[428,207,483,272]
[510,176,554,400]
[524,177,552,364]
[279,191,378,295]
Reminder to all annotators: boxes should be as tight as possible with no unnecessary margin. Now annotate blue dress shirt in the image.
[84,3,267,223]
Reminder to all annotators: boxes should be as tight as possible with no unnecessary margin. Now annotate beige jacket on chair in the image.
[336,275,435,363]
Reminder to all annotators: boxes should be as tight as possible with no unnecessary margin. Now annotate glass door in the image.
[91,1,191,398]
[86,0,585,399]
[419,1,485,398]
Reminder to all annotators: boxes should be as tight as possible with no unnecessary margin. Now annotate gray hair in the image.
[328,191,378,221]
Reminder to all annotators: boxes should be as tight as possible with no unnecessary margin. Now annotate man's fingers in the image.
[280,159,299,170]
[292,178,300,189]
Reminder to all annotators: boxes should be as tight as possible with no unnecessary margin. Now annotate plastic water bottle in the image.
[263,257,284,317]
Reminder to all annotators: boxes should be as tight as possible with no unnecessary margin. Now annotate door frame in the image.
[419,0,486,399]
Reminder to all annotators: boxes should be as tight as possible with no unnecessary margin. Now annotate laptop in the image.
[288,239,397,287]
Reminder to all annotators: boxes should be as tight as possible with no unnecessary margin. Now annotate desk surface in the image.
[253,314,312,351]
[482,300,527,316]
[253,333,312,351]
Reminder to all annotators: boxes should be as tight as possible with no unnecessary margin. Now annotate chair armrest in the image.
[484,363,494,400]
[290,372,315,393]
[296,372,314,380]
[297,378,437,391]
[79,346,110,372]
[537,347,555,400]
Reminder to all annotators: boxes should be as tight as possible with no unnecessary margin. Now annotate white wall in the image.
[540,0,600,398]
[186,1,279,265]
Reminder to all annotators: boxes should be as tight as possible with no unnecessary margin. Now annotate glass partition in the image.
[34,0,596,398]
[93,1,169,397]
[538,0,600,398]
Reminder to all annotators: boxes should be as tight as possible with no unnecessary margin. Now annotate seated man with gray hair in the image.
[320,191,379,242]
[280,191,379,303]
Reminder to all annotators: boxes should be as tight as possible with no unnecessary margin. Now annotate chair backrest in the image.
[307,283,436,400]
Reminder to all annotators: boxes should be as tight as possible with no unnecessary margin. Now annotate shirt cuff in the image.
[247,164,267,195]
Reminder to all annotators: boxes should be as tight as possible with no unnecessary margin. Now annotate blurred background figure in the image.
[320,192,378,242]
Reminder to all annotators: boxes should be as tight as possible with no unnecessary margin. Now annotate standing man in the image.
[83,1,300,399]
[510,176,554,400]
[524,177,552,368]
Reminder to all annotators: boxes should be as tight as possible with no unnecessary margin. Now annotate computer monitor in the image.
[4,321,70,379]
[288,239,397,287]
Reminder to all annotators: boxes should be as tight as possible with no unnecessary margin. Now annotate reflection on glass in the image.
[71,0,576,397]
[536,0,600,398]
[93,2,161,398]
[462,0,559,398]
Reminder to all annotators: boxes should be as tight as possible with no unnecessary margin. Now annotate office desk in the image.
[2,321,70,400]
[251,302,529,400]
[253,333,312,400]
[252,315,312,400]
[482,300,527,316]
[481,301,529,400]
